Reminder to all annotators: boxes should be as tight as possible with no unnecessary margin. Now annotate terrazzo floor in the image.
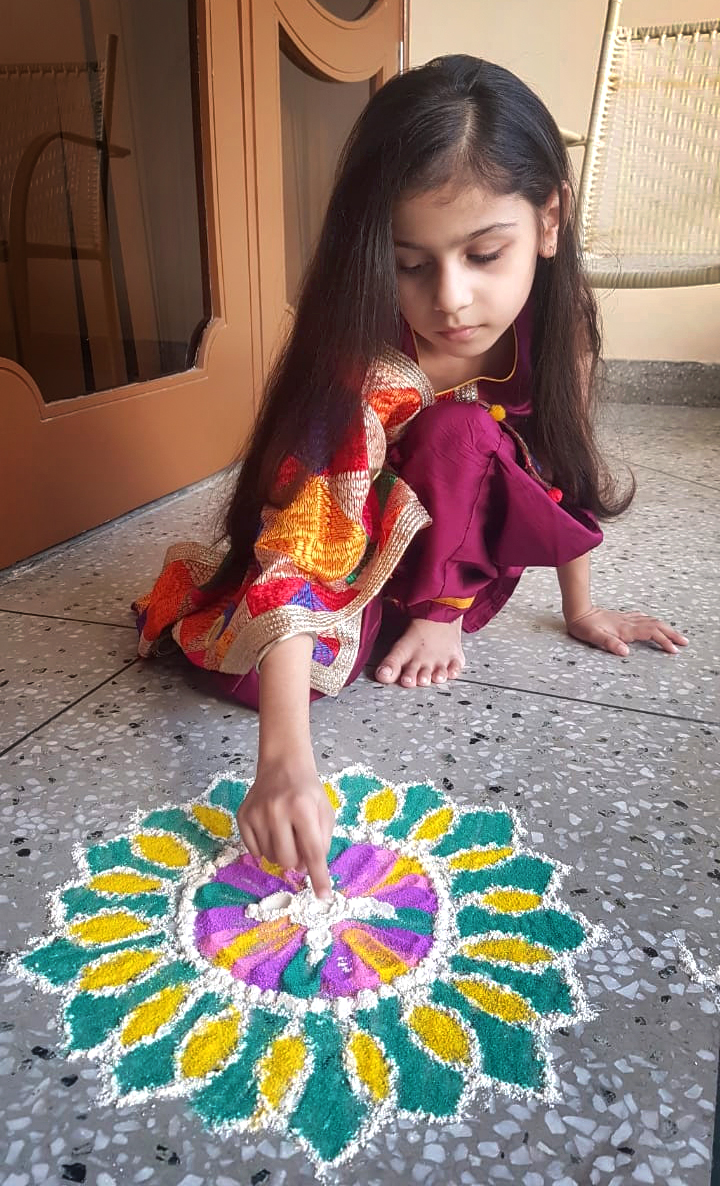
[1,403,718,1186]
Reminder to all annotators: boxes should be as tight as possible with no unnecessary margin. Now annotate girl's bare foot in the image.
[375,617,465,687]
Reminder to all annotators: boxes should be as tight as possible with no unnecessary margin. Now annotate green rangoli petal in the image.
[449,956,574,1016]
[20,934,163,987]
[457,905,586,952]
[208,778,249,815]
[84,838,183,881]
[384,783,443,840]
[65,961,198,1052]
[451,854,555,898]
[432,981,545,1091]
[113,991,228,1096]
[355,997,465,1115]
[280,946,324,998]
[192,881,259,910]
[61,887,169,921]
[139,809,221,858]
[193,1009,286,1126]
[432,809,514,857]
[288,1013,368,1163]
[327,835,353,866]
[366,906,435,936]
[335,772,384,827]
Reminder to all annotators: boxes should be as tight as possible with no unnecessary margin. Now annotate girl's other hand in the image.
[237,758,335,899]
[565,607,689,656]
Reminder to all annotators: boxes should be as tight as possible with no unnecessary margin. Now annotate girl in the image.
[134,56,687,899]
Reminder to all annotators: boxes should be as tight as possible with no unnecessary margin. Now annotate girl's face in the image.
[392,182,560,361]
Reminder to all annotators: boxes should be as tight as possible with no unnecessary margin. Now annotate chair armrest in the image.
[559,127,587,148]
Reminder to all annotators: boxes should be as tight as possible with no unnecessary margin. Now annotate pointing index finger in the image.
[296,828,332,901]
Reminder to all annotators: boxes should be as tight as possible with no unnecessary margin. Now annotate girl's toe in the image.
[376,653,401,683]
[432,665,448,683]
[400,661,421,687]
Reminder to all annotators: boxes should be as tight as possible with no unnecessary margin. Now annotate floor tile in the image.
[454,468,718,725]
[0,612,139,752]
[601,403,720,492]
[2,656,717,1186]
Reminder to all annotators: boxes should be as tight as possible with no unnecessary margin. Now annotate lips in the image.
[437,325,479,341]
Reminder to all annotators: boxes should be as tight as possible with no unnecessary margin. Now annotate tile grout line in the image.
[452,674,720,728]
[0,607,137,629]
[626,459,720,495]
[3,659,716,765]
[0,659,141,760]
[363,666,719,729]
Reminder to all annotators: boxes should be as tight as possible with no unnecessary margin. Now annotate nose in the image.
[433,261,473,316]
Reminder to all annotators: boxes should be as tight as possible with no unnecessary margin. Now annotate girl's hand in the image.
[565,607,689,656]
[237,757,335,899]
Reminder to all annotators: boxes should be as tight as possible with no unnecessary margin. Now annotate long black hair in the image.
[210,55,632,590]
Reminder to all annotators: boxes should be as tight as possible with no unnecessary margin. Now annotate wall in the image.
[410,0,720,363]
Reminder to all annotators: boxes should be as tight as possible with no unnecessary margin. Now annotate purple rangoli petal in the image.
[194,905,255,939]
[374,883,439,913]
[330,844,398,895]
[321,934,381,996]
[217,858,291,898]
[361,922,434,963]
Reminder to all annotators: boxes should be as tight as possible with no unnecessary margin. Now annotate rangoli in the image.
[12,767,604,1173]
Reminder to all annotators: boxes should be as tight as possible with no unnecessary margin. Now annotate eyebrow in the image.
[394,222,518,250]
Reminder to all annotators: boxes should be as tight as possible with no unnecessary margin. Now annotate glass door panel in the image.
[313,1,378,18]
[280,43,372,303]
[0,0,209,402]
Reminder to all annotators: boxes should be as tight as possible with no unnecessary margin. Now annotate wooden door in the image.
[0,0,405,568]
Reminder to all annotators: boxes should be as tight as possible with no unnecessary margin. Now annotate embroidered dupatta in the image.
[135,348,443,695]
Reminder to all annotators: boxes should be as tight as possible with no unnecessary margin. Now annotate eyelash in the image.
[397,251,502,274]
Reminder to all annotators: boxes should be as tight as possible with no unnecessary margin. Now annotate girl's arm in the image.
[236,633,334,898]
[557,552,688,655]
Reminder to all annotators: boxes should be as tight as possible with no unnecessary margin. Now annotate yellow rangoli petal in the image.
[348,1031,391,1100]
[121,984,189,1046]
[408,1005,470,1064]
[453,978,535,1023]
[363,787,397,823]
[134,833,190,868]
[78,949,161,990]
[412,807,454,841]
[69,911,150,944]
[257,1034,307,1109]
[179,1009,242,1078]
[463,937,552,965]
[88,872,163,894]
[342,927,409,983]
[449,847,514,870]
[191,804,234,839]
[482,889,542,913]
[323,781,341,810]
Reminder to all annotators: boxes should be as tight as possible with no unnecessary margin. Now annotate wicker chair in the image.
[0,34,130,386]
[561,2,720,288]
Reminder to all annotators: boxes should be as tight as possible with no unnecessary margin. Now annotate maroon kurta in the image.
[214,303,602,707]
